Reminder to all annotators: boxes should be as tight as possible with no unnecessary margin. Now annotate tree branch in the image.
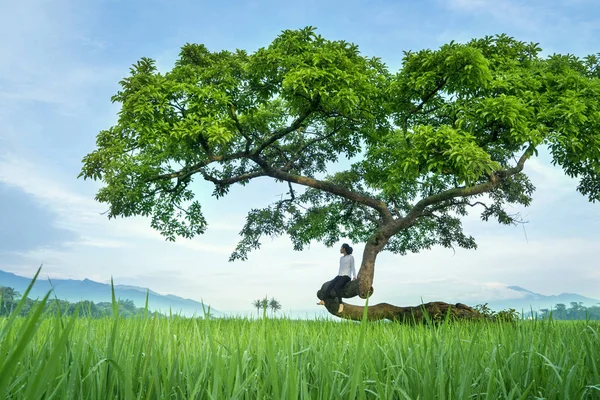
[253,95,320,156]
[228,102,254,153]
[410,78,447,115]
[145,152,249,183]
[284,123,344,171]
[422,199,489,216]
[251,155,394,222]
[465,201,489,209]
[274,182,297,211]
[200,170,266,186]
[392,145,535,232]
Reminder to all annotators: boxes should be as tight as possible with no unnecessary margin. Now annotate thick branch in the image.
[393,145,535,232]
[336,302,484,322]
[316,279,483,322]
[252,156,394,222]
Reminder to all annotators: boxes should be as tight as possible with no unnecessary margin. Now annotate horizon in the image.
[2,268,598,318]
[1,0,599,313]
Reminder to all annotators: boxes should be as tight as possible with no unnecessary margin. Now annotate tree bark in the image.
[355,232,389,298]
[317,279,484,322]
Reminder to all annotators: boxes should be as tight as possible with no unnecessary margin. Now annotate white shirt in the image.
[338,254,356,279]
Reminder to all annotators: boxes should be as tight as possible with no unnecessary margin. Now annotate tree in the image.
[252,298,262,317]
[554,303,567,320]
[119,299,137,316]
[268,297,282,316]
[568,301,583,320]
[0,287,21,315]
[80,28,600,321]
[588,305,600,320]
[260,296,269,316]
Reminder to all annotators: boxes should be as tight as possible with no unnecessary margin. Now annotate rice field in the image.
[1,289,599,400]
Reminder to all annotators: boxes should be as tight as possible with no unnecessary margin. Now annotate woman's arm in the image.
[350,256,356,280]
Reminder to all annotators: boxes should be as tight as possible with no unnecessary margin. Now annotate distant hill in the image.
[485,286,600,313]
[0,270,221,317]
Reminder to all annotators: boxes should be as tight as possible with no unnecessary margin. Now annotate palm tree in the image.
[252,299,262,317]
[269,298,281,316]
[261,296,269,317]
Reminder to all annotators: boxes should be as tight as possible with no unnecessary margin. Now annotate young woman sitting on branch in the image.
[318,243,356,313]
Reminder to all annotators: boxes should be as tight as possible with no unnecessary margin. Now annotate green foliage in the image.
[474,303,520,323]
[80,28,600,257]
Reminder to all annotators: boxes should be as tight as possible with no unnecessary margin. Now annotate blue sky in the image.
[1,0,599,315]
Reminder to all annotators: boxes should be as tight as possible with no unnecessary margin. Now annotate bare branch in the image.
[465,201,489,209]
[274,182,297,211]
[287,181,296,201]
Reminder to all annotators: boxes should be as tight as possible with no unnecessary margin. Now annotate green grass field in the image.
[1,294,599,399]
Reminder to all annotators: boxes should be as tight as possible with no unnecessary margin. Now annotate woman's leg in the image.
[318,275,343,304]
[332,276,351,303]
[323,275,342,299]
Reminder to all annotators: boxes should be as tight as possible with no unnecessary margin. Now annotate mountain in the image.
[0,270,221,317]
[485,285,600,313]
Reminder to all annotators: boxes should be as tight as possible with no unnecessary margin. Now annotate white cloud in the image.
[525,157,573,191]
[0,153,99,215]
[73,238,133,249]
[0,152,240,256]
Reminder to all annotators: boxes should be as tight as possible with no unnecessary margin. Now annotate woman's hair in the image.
[341,243,353,255]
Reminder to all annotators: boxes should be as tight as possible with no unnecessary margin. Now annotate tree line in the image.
[538,302,600,320]
[0,286,152,318]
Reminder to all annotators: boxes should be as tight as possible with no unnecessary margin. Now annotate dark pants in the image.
[323,275,351,303]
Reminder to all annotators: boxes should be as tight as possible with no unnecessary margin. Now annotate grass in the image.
[1,276,599,398]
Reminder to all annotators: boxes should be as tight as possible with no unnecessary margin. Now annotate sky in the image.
[1,0,599,316]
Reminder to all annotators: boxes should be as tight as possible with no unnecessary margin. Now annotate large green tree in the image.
[80,28,600,321]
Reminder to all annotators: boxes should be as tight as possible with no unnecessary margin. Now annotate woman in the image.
[317,243,356,313]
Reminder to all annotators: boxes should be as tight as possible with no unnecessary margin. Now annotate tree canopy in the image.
[80,27,600,319]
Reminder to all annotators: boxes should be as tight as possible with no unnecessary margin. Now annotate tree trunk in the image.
[317,279,484,322]
[355,232,388,298]
[316,280,483,322]
[316,227,485,321]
